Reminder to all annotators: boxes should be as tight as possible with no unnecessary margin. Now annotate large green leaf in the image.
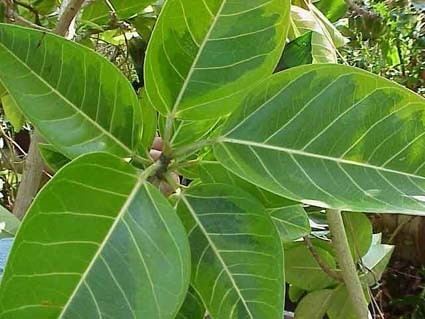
[145,0,290,120]
[215,64,425,215]
[0,24,144,159]
[0,153,190,318]
[177,184,284,319]
[82,0,155,25]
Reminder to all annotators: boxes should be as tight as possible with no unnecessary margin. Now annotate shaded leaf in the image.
[215,64,425,215]
[276,31,313,71]
[0,24,143,159]
[326,284,370,319]
[38,143,70,172]
[288,285,305,303]
[0,153,191,318]
[176,286,206,319]
[199,160,294,208]
[285,244,336,291]
[145,0,290,119]
[343,212,372,261]
[269,205,310,242]
[82,0,155,25]
[315,0,348,22]
[294,289,333,319]
[177,184,284,319]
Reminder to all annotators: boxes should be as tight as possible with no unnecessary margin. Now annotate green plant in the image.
[0,0,424,318]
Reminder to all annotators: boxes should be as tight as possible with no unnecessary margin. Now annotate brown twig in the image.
[13,0,86,219]
[14,0,41,25]
[303,236,343,282]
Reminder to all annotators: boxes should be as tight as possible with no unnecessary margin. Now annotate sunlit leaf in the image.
[290,5,347,63]
[0,94,25,132]
[215,64,425,215]
[0,153,190,318]
[177,184,284,319]
[145,0,290,119]
[0,24,144,159]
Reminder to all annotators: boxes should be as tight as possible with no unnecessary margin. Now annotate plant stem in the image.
[326,209,369,319]
[12,0,86,219]
[303,236,342,282]
[173,137,219,159]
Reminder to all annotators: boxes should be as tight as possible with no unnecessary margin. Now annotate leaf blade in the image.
[0,153,190,319]
[0,24,143,159]
[145,0,290,120]
[215,64,425,215]
[177,184,284,319]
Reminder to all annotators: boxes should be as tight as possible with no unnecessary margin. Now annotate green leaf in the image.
[82,0,155,25]
[176,286,206,319]
[290,5,347,63]
[294,289,333,319]
[0,206,20,238]
[1,94,25,132]
[139,89,157,156]
[0,24,143,159]
[159,116,221,149]
[177,184,284,319]
[361,234,394,286]
[276,31,313,71]
[145,0,290,120]
[343,212,372,261]
[38,143,70,172]
[269,205,311,242]
[0,83,5,96]
[315,0,348,22]
[132,16,156,41]
[285,244,336,291]
[0,153,191,318]
[326,284,370,319]
[199,160,294,208]
[288,285,305,303]
[215,64,425,215]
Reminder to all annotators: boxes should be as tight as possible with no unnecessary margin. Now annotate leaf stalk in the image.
[326,208,369,319]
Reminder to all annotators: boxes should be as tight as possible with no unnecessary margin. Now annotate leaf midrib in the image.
[170,0,227,116]
[221,138,425,181]
[181,194,254,319]
[59,172,145,316]
[0,41,133,156]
